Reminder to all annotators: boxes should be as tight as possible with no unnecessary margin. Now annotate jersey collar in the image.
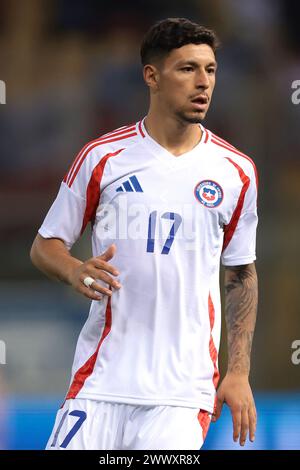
[136,117,210,168]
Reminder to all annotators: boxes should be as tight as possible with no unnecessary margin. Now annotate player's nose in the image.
[195,69,210,89]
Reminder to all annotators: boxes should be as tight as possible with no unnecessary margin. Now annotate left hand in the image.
[212,373,257,446]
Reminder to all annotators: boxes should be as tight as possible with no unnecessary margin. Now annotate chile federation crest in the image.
[194,180,224,208]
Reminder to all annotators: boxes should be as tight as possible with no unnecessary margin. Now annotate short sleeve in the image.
[38,144,99,249]
[221,162,258,266]
[38,183,87,249]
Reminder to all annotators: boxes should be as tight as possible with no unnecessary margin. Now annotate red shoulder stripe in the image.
[203,128,209,143]
[67,131,136,187]
[80,148,124,235]
[101,124,136,139]
[222,157,250,252]
[211,138,258,189]
[64,136,104,186]
[138,120,145,138]
[64,125,136,186]
[211,133,236,149]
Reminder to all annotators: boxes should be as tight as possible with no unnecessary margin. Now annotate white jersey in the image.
[39,119,258,413]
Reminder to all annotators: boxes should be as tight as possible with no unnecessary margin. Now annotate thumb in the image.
[212,396,224,422]
[98,244,117,262]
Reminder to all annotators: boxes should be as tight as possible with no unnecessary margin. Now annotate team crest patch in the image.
[194,180,224,208]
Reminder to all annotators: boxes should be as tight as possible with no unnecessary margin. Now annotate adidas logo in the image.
[116,175,143,192]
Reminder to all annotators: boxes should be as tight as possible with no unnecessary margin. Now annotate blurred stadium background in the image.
[0,0,299,450]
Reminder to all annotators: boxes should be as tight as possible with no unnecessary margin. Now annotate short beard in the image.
[175,110,204,124]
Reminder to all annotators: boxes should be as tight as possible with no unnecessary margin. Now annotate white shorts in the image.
[46,399,211,450]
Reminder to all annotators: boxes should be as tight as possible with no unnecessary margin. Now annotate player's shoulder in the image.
[63,121,142,187]
[206,128,257,178]
[87,121,141,156]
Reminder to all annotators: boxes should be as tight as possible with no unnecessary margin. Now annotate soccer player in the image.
[30,18,258,450]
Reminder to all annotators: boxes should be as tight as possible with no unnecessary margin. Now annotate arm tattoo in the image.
[224,263,258,375]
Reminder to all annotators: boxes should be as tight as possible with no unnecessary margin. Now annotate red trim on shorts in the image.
[198,409,211,442]
[66,298,112,400]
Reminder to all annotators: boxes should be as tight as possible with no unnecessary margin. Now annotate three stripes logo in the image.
[116,175,143,193]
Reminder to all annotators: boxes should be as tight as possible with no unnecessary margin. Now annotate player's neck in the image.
[144,111,202,157]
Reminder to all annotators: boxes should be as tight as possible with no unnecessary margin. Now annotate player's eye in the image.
[207,68,216,75]
[181,66,194,72]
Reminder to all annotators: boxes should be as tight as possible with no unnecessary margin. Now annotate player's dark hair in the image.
[140,18,220,66]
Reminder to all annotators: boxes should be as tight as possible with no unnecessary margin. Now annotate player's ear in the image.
[143,64,160,92]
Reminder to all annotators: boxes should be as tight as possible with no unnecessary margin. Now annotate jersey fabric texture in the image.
[39,119,258,414]
[46,399,210,450]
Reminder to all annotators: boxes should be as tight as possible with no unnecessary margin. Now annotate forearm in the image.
[30,234,82,284]
[224,263,258,376]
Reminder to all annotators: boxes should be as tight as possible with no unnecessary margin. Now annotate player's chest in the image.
[99,158,241,229]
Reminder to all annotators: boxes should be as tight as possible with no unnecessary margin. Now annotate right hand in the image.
[68,244,121,300]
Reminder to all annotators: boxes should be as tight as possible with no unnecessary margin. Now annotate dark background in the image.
[0,0,299,449]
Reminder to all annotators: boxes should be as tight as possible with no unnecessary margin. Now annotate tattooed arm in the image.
[225,263,258,375]
[212,262,258,446]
